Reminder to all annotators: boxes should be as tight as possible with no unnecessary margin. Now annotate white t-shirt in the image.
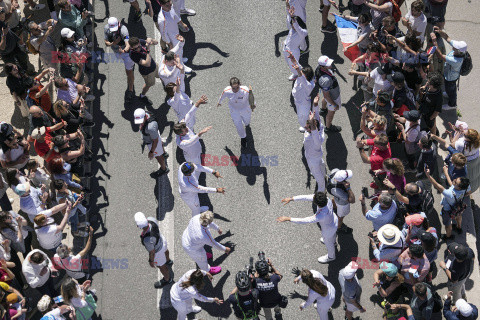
[0,146,27,169]
[54,253,86,279]
[35,224,61,250]
[455,138,480,161]
[370,68,393,97]
[405,11,427,43]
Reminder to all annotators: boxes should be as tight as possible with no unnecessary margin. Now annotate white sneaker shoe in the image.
[182,57,188,63]
[84,94,95,102]
[30,3,45,11]
[288,74,298,81]
[299,126,305,133]
[184,65,192,74]
[318,254,335,263]
[191,306,202,313]
[180,8,196,16]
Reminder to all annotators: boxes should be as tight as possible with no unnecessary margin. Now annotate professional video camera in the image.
[246,251,272,277]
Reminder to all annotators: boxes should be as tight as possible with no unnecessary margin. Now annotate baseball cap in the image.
[108,17,119,32]
[37,295,52,312]
[451,40,467,53]
[453,244,468,260]
[342,261,358,280]
[377,63,392,75]
[406,213,424,226]
[31,126,46,140]
[387,71,405,84]
[60,28,75,38]
[380,262,398,278]
[134,108,146,124]
[456,299,473,317]
[377,91,391,104]
[318,55,334,67]
[403,110,420,122]
[333,169,353,183]
[134,212,148,229]
[418,231,436,247]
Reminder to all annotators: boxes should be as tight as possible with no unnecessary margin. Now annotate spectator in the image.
[443,291,478,320]
[27,71,55,115]
[0,10,32,74]
[356,134,392,190]
[54,226,93,284]
[59,27,88,56]
[373,262,405,304]
[451,129,480,193]
[60,277,94,312]
[402,0,427,43]
[4,169,44,221]
[402,62,423,94]
[439,243,475,304]
[33,202,72,253]
[53,179,88,238]
[54,77,94,105]
[373,16,403,55]
[425,167,470,239]
[52,99,93,134]
[365,0,393,30]
[0,210,31,255]
[364,92,395,137]
[370,224,404,262]
[360,113,387,139]
[48,157,86,191]
[338,261,365,320]
[31,124,64,161]
[57,0,89,38]
[22,249,57,297]
[382,158,406,193]
[0,171,11,212]
[410,282,435,320]
[418,72,443,134]
[416,135,437,181]
[397,243,430,289]
[37,295,75,320]
[28,105,54,140]
[430,28,466,110]
[418,230,439,282]
[51,131,88,173]
[28,19,58,71]
[388,71,416,116]
[342,13,373,54]
[395,110,421,171]
[446,153,468,181]
[4,63,34,118]
[361,191,397,231]
[0,131,29,170]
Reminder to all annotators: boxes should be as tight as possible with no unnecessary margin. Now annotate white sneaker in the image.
[288,74,298,81]
[180,8,196,16]
[9,198,14,204]
[318,254,335,263]
[442,104,456,110]
[320,237,324,244]
[182,57,188,63]
[30,3,45,11]
[299,126,305,133]
[84,94,95,102]
[184,65,192,74]
[191,306,202,313]
[313,303,317,308]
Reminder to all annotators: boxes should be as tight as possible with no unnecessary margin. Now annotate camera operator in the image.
[253,255,286,320]
[228,271,261,320]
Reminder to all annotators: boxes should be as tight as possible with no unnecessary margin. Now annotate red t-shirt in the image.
[33,127,53,158]
[366,139,392,170]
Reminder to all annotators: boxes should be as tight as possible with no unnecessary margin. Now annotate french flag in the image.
[334,15,361,61]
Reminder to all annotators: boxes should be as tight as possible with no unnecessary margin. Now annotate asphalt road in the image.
[86,0,477,319]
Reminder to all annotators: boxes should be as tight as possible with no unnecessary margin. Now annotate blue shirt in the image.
[444,47,464,81]
[446,147,468,180]
[441,185,470,212]
[366,201,397,231]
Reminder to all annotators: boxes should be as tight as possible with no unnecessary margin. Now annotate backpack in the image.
[417,181,434,214]
[140,220,161,248]
[26,33,39,55]
[459,51,472,76]
[387,0,402,23]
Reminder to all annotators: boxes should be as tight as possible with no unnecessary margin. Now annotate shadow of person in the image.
[196,271,232,319]
[274,30,289,58]
[154,172,175,221]
[325,131,348,172]
[125,8,147,40]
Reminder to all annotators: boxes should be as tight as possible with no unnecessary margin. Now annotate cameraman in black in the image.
[253,254,286,320]
[228,271,261,320]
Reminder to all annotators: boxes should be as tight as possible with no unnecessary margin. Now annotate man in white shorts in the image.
[315,55,342,133]
[217,77,255,148]
[134,108,169,176]
[135,212,173,289]
[104,17,135,101]
[327,169,355,233]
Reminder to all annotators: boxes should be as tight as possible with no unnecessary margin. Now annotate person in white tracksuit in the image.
[287,52,315,132]
[178,162,225,216]
[283,6,308,81]
[158,36,188,87]
[170,269,223,320]
[172,0,195,16]
[277,192,337,263]
[304,107,326,192]
[286,0,308,52]
[217,77,255,148]
[182,211,231,275]
[166,74,193,123]
[294,269,336,320]
[173,97,210,165]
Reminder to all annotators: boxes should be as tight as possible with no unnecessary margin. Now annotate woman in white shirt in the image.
[182,211,231,275]
[61,277,94,316]
[365,0,393,30]
[452,128,480,192]
[170,269,223,320]
[0,210,30,255]
[5,169,44,221]
[33,202,71,253]
[294,269,335,320]
[283,7,308,81]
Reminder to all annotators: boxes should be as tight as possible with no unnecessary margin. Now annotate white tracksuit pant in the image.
[179,192,208,217]
[283,44,300,76]
[230,107,251,139]
[296,100,311,128]
[306,156,326,192]
[172,0,185,15]
[171,298,194,320]
[183,245,210,272]
[316,297,335,320]
[322,224,337,259]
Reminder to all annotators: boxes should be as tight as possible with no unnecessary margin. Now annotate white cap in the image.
[333,169,353,183]
[318,55,334,67]
[134,212,148,229]
[31,126,46,140]
[134,108,146,124]
[37,295,51,312]
[451,40,467,53]
[456,299,473,317]
[60,27,75,38]
[341,261,358,280]
[108,17,119,32]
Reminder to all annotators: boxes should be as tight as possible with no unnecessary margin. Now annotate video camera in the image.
[246,251,271,277]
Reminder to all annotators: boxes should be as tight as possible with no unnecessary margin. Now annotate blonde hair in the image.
[34,214,47,226]
[373,115,387,129]
[451,153,467,167]
[53,100,68,118]
[199,211,214,226]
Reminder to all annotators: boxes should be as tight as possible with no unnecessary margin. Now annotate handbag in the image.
[450,193,467,218]
[74,294,97,320]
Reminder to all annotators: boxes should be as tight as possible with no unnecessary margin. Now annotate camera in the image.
[362,187,369,199]
[246,251,270,277]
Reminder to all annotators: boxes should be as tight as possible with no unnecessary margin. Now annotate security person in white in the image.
[304,104,326,192]
[178,162,225,216]
[173,96,210,165]
[134,212,173,289]
[278,192,338,263]
[217,77,255,148]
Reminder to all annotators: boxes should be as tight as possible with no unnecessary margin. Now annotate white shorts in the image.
[326,96,341,111]
[153,236,168,266]
[115,51,135,71]
[336,203,350,218]
[147,142,165,158]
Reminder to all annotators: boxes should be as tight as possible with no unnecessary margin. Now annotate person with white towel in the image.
[293,269,336,320]
[170,268,223,320]
[182,211,231,275]
[178,162,225,216]
[277,192,337,263]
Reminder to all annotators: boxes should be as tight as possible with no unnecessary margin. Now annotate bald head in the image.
[29,106,43,118]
